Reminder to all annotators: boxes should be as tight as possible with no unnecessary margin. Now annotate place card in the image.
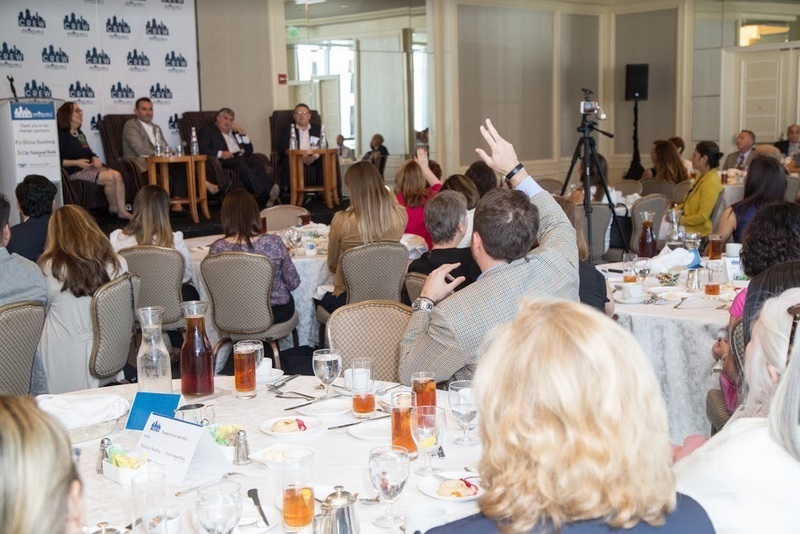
[125,392,182,431]
[724,256,744,282]
[135,413,228,484]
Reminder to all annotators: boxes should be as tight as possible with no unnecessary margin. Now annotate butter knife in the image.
[273,374,299,388]
[328,414,391,430]
[247,488,270,527]
[284,394,343,411]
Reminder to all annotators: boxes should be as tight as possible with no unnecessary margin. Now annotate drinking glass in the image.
[233,341,257,399]
[283,449,315,532]
[683,232,701,251]
[312,349,342,399]
[708,233,723,260]
[196,480,242,534]
[622,253,638,283]
[410,406,446,475]
[633,257,652,282]
[132,472,168,533]
[369,446,410,528]
[411,371,436,407]
[391,391,417,458]
[351,358,375,419]
[286,228,303,255]
[448,380,479,446]
[705,264,721,296]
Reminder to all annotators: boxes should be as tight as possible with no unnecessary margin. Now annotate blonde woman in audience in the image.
[318,161,407,312]
[395,147,442,248]
[38,205,128,394]
[430,299,713,533]
[675,288,800,533]
[0,396,84,533]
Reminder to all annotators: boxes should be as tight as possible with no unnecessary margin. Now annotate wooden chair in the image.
[201,252,299,369]
[0,301,45,395]
[673,181,691,204]
[96,113,147,204]
[710,191,726,229]
[326,300,412,382]
[536,178,563,195]
[614,180,643,196]
[261,205,310,232]
[118,246,185,333]
[89,274,140,384]
[403,272,427,304]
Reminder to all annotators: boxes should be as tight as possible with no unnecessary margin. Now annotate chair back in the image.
[710,191,726,229]
[261,205,310,232]
[90,274,140,379]
[118,245,185,330]
[615,180,643,196]
[98,114,137,164]
[742,259,800,346]
[0,301,45,395]
[536,178,563,195]
[270,109,321,177]
[177,111,217,145]
[640,178,675,198]
[785,175,800,202]
[629,194,669,253]
[326,300,412,382]
[341,243,408,303]
[673,180,691,203]
[404,272,427,304]
[580,202,613,263]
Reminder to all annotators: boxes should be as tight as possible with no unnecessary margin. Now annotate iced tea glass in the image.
[411,371,436,407]
[410,405,446,475]
[705,264,721,296]
[351,358,375,419]
[391,391,417,458]
[622,253,638,283]
[283,448,315,532]
[708,233,723,260]
[233,341,257,399]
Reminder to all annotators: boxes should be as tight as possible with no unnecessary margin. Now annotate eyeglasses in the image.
[294,111,310,116]
[787,304,800,365]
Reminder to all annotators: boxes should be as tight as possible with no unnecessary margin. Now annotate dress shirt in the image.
[222,131,241,154]
[139,120,157,146]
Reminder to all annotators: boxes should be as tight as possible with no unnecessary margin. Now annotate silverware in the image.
[328,414,391,430]
[376,383,404,396]
[433,472,480,481]
[247,488,270,528]
[174,472,245,497]
[358,496,381,505]
[673,297,688,309]
[284,394,343,411]
[273,374,299,388]
[437,445,446,458]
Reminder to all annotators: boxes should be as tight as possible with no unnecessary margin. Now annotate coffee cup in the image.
[404,503,447,534]
[343,368,370,390]
[305,242,317,256]
[725,243,742,257]
[621,282,644,301]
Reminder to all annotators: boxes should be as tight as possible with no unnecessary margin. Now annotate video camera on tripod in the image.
[579,88,607,120]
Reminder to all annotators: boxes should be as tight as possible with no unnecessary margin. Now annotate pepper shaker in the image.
[233,429,251,465]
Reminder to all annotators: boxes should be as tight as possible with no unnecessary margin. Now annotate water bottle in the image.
[289,124,298,150]
[320,124,328,149]
[190,126,199,156]
[154,136,163,157]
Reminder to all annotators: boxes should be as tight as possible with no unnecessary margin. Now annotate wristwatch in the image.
[411,297,435,312]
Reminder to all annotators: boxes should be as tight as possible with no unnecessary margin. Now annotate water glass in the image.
[196,480,242,534]
[684,232,702,251]
[283,449,315,532]
[132,472,168,533]
[410,406,446,475]
[351,358,375,419]
[449,380,478,446]
[369,446,410,528]
[633,257,652,282]
[312,349,342,399]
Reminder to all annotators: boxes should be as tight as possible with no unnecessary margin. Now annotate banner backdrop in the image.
[0,0,199,161]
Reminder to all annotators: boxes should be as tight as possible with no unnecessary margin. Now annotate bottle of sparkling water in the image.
[320,124,328,149]
[290,124,298,150]
[190,126,199,155]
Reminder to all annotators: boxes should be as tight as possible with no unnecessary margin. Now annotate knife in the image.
[328,414,391,430]
[247,488,270,527]
[284,394,342,411]
[273,374,299,388]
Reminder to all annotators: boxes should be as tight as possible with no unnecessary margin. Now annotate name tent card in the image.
[136,413,228,485]
[125,392,182,431]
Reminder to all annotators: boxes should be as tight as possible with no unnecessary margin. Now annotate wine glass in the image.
[312,349,342,398]
[196,480,242,534]
[286,228,303,255]
[448,380,479,446]
[410,405,446,475]
[633,257,652,282]
[368,446,410,528]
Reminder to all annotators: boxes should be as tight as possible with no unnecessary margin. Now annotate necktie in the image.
[736,153,746,170]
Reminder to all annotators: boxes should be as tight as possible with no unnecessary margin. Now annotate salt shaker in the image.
[233,429,251,465]
[97,437,111,474]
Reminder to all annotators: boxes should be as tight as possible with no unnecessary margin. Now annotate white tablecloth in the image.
[69,377,482,533]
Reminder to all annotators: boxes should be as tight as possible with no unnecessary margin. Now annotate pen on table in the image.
[607,268,624,273]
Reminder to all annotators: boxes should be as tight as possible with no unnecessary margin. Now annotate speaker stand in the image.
[624,98,645,180]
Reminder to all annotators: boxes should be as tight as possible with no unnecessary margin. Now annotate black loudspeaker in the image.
[625,64,649,101]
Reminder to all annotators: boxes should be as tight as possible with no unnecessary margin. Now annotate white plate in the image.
[249,444,316,469]
[418,473,484,502]
[296,398,351,417]
[256,368,284,385]
[259,416,322,438]
[238,507,280,531]
[346,417,391,441]
[614,294,647,305]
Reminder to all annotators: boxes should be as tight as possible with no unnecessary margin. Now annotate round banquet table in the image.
[72,376,482,533]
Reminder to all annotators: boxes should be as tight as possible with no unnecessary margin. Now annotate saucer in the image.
[615,294,647,305]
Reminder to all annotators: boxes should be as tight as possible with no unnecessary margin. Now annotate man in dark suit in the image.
[277,103,323,197]
[775,124,800,159]
[6,174,57,262]
[198,107,277,206]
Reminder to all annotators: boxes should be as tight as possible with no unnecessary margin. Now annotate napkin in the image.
[650,246,696,274]
[314,284,335,301]
[37,394,130,429]
[401,233,428,260]
[300,223,330,236]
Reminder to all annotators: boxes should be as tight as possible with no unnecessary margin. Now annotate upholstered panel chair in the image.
[0,301,45,395]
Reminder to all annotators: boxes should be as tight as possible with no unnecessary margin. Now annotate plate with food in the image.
[249,444,316,469]
[259,416,321,438]
[418,472,483,502]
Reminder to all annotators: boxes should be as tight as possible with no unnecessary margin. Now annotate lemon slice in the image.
[420,435,437,449]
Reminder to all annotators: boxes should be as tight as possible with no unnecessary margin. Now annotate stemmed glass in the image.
[286,228,303,255]
[633,257,652,282]
[448,380,479,446]
[368,446,410,528]
[196,480,242,534]
[410,405,446,475]
[312,349,342,399]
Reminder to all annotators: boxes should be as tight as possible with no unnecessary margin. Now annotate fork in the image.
[673,297,689,309]
[174,472,245,496]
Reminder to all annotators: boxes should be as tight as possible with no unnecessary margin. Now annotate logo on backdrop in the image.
[69,80,95,99]
[106,16,131,39]
[0,42,24,68]
[150,83,172,100]
[127,49,150,67]
[18,10,46,34]
[110,82,135,100]
[146,19,169,41]
[162,0,184,10]
[86,47,111,71]
[23,80,52,99]
[168,113,179,131]
[63,13,90,34]
[90,113,103,131]
[165,51,187,69]
[125,0,146,7]
[41,46,68,70]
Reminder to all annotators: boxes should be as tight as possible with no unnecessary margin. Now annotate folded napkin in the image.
[623,193,641,206]
[650,246,696,274]
[314,284,335,301]
[37,394,130,429]
[401,233,428,260]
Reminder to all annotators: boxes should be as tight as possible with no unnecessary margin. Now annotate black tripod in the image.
[560,114,629,263]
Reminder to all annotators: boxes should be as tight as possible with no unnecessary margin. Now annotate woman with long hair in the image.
[319,161,407,313]
[109,185,197,300]
[56,102,132,219]
[0,396,84,533]
[681,141,723,237]
[38,205,128,393]
[430,299,713,533]
[652,140,691,184]
[395,148,442,248]
[675,288,800,533]
[440,174,479,248]
[209,189,299,323]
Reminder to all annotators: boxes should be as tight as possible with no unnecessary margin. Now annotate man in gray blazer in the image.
[399,120,580,384]
[722,130,756,171]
